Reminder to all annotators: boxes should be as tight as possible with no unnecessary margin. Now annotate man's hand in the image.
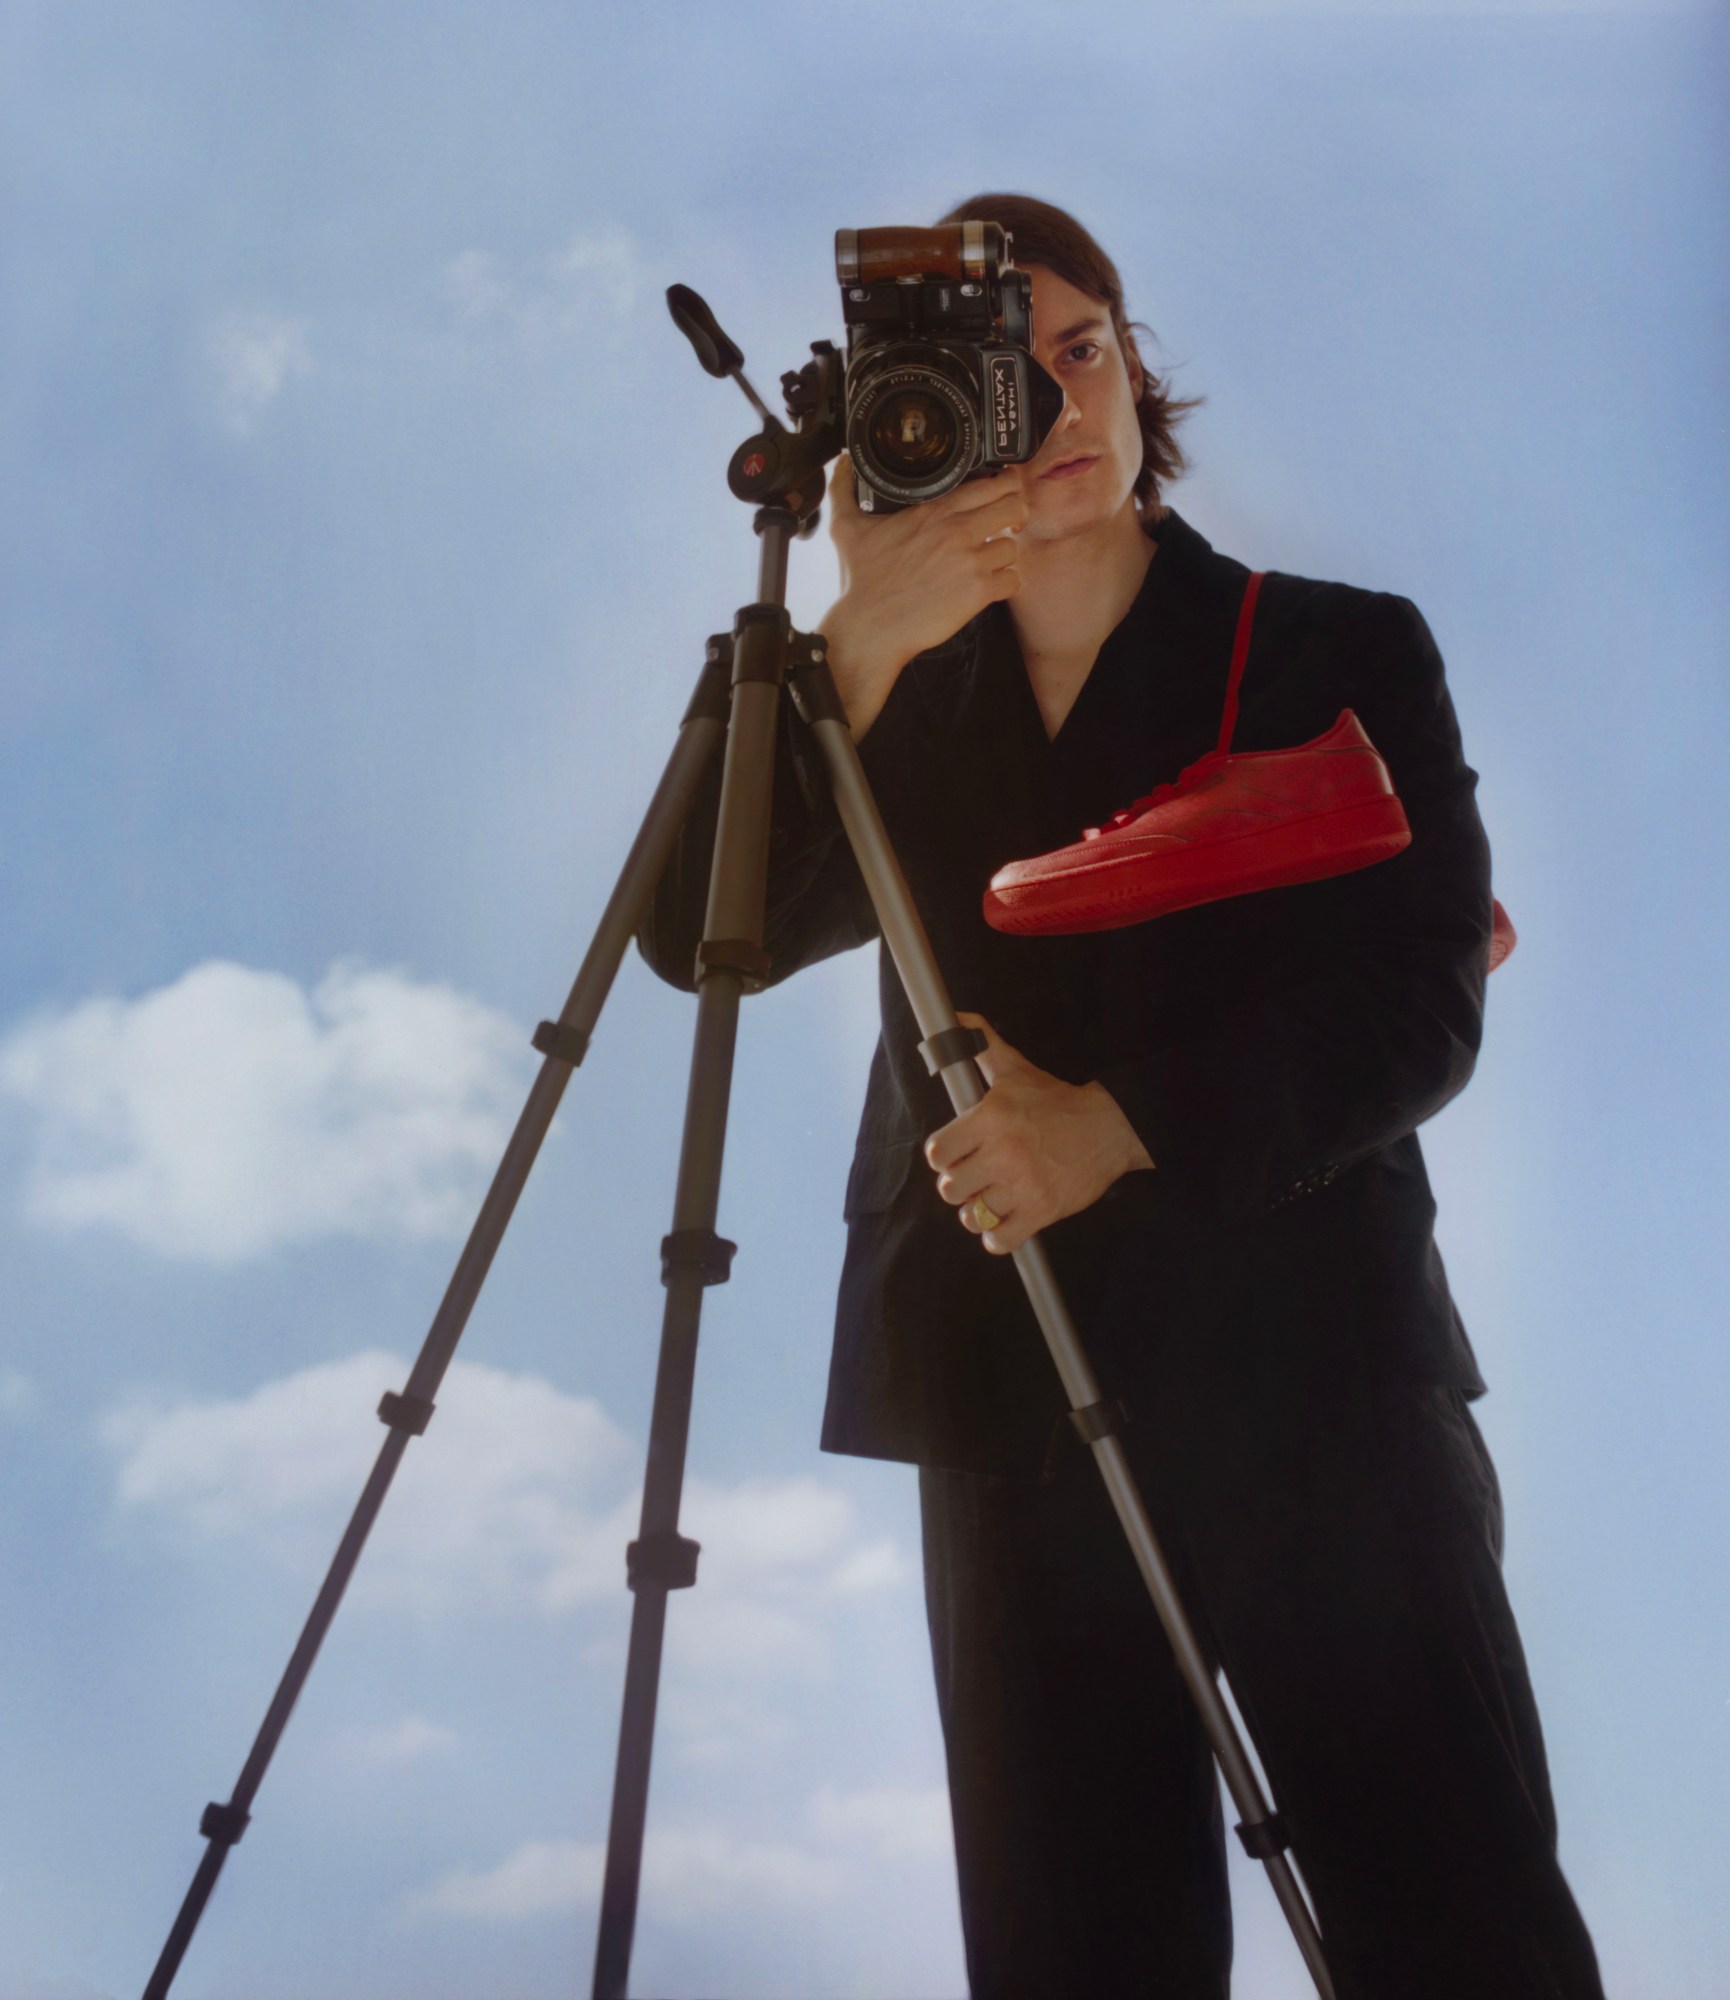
[924,1012,1155,1255]
[818,454,1028,740]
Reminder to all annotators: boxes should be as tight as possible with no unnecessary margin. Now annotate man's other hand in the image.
[923,1012,1155,1256]
[817,455,1028,741]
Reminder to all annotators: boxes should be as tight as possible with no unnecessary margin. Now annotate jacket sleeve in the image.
[1095,592,1493,1223]
[636,678,907,994]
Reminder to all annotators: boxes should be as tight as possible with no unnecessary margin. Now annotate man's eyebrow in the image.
[1051,315,1108,345]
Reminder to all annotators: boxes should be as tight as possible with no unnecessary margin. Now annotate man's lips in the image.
[1040,453,1098,480]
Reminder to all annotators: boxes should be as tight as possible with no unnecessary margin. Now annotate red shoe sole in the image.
[984,794,1413,936]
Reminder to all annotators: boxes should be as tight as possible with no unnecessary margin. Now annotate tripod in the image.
[139,290,1336,2000]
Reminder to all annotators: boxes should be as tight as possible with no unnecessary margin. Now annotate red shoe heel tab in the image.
[1229,710,1371,762]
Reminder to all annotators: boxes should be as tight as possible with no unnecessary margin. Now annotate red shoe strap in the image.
[1085,570,1266,836]
[1217,569,1265,758]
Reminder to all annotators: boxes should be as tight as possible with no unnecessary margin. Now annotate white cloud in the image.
[809,1783,954,1862]
[442,228,645,349]
[655,1682,798,1768]
[99,1351,906,1634]
[545,230,641,316]
[824,1538,909,1595]
[207,311,312,434]
[680,1476,855,1586]
[406,1825,841,1923]
[0,959,529,1263]
[332,1715,457,1766]
[100,1349,635,1612]
[407,1837,601,1919]
[661,1479,913,1680]
[667,1592,820,1677]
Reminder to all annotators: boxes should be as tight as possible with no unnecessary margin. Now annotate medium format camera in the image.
[835,221,1065,512]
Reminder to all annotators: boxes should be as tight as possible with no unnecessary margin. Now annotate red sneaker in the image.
[982,709,1413,936]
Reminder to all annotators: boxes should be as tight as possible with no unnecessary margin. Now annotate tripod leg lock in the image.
[660,1228,737,1287]
[1235,1813,1291,1860]
[626,1532,702,1592]
[377,1390,436,1436]
[787,649,848,728]
[681,639,734,725]
[919,1024,989,1076]
[1068,1397,1130,1444]
[533,1019,591,1067]
[200,1801,251,1848]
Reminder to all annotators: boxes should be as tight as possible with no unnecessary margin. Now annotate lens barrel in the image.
[846,346,980,506]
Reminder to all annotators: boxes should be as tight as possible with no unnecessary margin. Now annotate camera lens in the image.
[865,388,958,479]
[847,349,979,505]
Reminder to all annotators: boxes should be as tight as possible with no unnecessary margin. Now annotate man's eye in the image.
[1066,341,1100,364]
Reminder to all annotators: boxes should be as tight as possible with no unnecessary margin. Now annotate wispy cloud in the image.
[206,311,312,435]
[824,1537,909,1595]
[100,1351,907,1635]
[654,1681,800,1769]
[404,1784,950,1926]
[404,1823,842,1923]
[442,228,645,351]
[406,1836,602,1919]
[0,960,528,1263]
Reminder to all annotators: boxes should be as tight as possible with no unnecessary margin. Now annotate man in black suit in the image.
[641,194,1603,1998]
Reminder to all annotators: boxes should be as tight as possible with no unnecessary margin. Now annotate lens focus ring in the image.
[847,353,979,505]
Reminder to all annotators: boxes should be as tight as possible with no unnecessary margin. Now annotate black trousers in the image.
[919,1370,1605,1999]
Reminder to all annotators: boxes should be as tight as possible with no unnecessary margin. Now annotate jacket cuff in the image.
[1094,1057,1175,1181]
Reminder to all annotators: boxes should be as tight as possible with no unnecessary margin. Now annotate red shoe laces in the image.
[1085,747,1230,837]
[1083,570,1265,841]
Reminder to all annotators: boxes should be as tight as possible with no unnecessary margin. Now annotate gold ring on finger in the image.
[967,1197,1002,1233]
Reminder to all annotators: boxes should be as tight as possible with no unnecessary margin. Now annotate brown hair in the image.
[934,192,1199,513]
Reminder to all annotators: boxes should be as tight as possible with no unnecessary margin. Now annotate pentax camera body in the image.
[836,221,1065,513]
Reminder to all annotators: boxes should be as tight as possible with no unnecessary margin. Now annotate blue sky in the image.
[3,2,1726,1995]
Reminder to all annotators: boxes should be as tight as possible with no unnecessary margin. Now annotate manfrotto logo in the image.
[988,354,1021,455]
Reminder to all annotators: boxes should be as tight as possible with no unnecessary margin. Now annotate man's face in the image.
[1017,264,1146,545]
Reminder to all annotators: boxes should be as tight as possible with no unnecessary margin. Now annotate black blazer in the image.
[639,511,1492,1477]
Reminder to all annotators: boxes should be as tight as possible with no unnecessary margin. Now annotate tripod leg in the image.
[138,656,732,2000]
[791,664,1338,2000]
[589,974,741,2000]
[590,605,787,2000]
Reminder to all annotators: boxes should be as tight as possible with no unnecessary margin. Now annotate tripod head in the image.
[667,283,842,535]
